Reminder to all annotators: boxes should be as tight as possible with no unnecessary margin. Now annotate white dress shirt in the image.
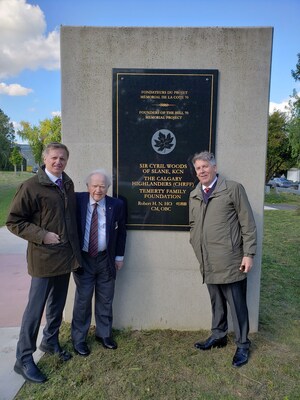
[83,197,106,252]
[45,168,62,184]
[202,176,218,192]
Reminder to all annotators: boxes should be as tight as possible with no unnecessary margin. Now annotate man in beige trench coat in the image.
[189,151,257,368]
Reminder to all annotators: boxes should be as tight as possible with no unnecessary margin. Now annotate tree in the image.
[17,115,61,165]
[266,54,300,179]
[265,110,294,182]
[291,53,300,82]
[9,146,23,174]
[287,53,300,167]
[0,109,15,170]
[287,90,300,167]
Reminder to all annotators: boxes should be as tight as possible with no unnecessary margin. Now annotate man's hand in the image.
[73,267,84,275]
[115,260,124,271]
[239,256,253,273]
[43,232,60,244]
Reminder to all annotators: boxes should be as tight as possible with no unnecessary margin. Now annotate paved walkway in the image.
[264,203,298,211]
[0,227,43,400]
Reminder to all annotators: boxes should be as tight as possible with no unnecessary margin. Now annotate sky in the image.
[0,0,300,142]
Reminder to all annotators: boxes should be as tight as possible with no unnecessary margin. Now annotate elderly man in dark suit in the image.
[71,169,127,356]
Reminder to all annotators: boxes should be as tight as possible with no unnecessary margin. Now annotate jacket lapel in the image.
[105,196,113,245]
[81,193,89,240]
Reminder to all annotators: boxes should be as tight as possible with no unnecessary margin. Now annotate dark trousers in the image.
[16,273,70,361]
[71,252,115,344]
[207,279,250,349]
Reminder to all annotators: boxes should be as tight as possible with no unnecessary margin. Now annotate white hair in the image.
[85,169,112,188]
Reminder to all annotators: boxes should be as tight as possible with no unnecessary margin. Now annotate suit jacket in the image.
[6,167,81,277]
[76,192,127,279]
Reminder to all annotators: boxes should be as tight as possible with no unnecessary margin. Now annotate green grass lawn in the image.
[265,189,300,205]
[14,208,300,399]
[0,171,32,226]
[1,173,299,399]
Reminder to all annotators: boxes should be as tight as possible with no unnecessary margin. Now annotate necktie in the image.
[56,178,64,191]
[88,203,98,257]
[204,187,210,193]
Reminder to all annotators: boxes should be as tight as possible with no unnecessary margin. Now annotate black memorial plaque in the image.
[113,69,218,230]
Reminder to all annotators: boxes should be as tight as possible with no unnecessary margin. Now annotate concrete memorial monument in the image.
[61,27,273,331]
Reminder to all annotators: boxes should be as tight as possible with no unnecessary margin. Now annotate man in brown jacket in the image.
[189,151,256,368]
[6,142,81,383]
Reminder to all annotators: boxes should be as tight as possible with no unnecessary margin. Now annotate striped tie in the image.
[88,203,98,257]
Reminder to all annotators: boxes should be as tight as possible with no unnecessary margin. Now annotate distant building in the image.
[287,168,300,182]
[18,144,38,172]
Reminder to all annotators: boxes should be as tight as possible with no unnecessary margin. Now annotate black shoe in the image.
[95,336,118,349]
[194,335,228,350]
[39,342,72,361]
[73,342,90,356]
[232,347,249,367]
[14,359,47,383]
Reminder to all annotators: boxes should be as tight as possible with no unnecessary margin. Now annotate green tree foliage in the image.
[291,52,300,82]
[266,53,300,180]
[287,54,300,167]
[9,146,23,173]
[287,90,300,167]
[17,115,61,165]
[0,109,15,170]
[266,110,294,182]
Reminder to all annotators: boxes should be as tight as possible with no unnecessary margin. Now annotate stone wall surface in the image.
[61,27,273,331]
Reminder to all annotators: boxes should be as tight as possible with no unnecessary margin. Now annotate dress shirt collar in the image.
[89,196,106,208]
[45,168,62,184]
[202,176,218,191]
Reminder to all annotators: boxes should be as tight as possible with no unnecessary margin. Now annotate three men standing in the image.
[6,143,255,384]
[189,151,257,367]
